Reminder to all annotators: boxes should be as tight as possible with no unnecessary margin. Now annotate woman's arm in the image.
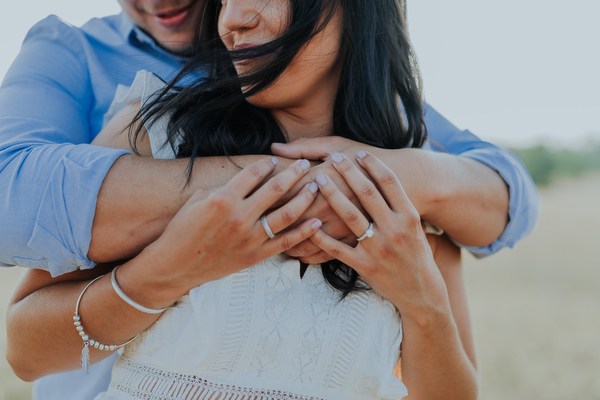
[310,151,478,400]
[6,158,322,381]
[6,265,160,381]
[393,233,477,387]
[398,233,478,400]
[430,234,476,370]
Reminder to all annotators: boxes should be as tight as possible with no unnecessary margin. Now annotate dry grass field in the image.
[1,174,599,400]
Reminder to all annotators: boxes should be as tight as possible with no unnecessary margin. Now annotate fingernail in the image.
[271,157,279,166]
[300,159,310,170]
[311,219,323,229]
[356,150,367,159]
[308,182,319,193]
[316,174,327,186]
[272,142,284,147]
[331,152,343,163]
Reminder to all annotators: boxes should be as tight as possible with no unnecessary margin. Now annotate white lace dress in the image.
[96,71,407,400]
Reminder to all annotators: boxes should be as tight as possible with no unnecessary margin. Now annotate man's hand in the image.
[272,137,375,263]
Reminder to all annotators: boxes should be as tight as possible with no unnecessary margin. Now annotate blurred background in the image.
[1,1,599,399]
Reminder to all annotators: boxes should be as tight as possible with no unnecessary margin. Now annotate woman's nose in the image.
[220,0,260,32]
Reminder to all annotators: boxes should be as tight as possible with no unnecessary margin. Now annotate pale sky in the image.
[1,0,599,148]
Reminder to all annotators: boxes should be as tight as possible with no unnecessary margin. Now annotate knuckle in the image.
[405,211,422,229]
[280,208,297,226]
[207,191,234,212]
[342,210,360,225]
[269,178,287,195]
[190,187,208,200]
[279,236,294,251]
[228,213,247,231]
[379,171,398,187]
[246,164,265,180]
[358,183,378,199]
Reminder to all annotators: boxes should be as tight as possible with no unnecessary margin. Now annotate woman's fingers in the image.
[227,157,280,196]
[309,230,358,269]
[264,218,323,255]
[262,182,319,236]
[249,159,311,216]
[314,173,371,238]
[353,151,415,214]
[326,152,391,222]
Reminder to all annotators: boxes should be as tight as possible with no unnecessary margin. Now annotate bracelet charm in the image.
[74,275,139,374]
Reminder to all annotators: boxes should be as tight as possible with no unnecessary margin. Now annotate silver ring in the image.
[356,222,374,242]
[261,215,275,239]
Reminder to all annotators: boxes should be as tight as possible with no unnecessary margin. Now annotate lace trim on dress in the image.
[111,357,325,400]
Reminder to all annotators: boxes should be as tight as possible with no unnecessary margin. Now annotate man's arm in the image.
[0,17,291,274]
[421,103,539,255]
[88,153,293,262]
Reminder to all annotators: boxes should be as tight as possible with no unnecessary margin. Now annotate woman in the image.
[9,0,477,398]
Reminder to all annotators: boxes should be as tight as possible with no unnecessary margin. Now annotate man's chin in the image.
[138,27,194,56]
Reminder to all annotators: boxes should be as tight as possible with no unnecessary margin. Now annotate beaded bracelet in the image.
[74,275,139,374]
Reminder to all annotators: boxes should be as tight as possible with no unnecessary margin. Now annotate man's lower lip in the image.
[154,8,190,28]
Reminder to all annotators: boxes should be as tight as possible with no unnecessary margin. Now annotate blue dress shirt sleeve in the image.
[424,103,540,257]
[0,17,128,276]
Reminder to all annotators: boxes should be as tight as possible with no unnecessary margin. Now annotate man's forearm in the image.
[375,148,509,248]
[89,154,293,262]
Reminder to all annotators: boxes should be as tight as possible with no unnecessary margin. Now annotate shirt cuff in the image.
[26,144,129,277]
[454,148,540,258]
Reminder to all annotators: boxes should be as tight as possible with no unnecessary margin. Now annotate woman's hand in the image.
[309,151,449,317]
[117,157,323,310]
[310,150,478,400]
[271,137,373,263]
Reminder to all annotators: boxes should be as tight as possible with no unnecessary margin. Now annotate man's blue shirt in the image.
[0,12,539,400]
[0,13,186,276]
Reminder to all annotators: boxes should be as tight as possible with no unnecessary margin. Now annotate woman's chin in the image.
[243,90,271,109]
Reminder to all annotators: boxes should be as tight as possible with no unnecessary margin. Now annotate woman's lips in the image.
[153,5,193,28]
[232,44,263,66]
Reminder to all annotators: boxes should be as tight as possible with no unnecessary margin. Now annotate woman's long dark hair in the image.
[133,0,426,297]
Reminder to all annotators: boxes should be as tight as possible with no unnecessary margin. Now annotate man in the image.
[0,1,538,399]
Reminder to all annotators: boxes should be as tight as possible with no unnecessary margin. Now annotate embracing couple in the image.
[1,0,539,399]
